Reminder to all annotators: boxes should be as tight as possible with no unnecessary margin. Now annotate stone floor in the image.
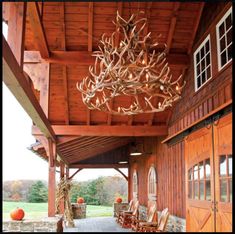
[64,217,134,232]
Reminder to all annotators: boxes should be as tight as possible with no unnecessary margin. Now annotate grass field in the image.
[3,202,113,220]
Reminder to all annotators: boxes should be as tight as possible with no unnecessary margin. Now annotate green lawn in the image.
[3,202,113,220]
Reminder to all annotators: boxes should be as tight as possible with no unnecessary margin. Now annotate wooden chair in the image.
[139,208,169,232]
[116,199,134,224]
[131,202,157,232]
[119,200,139,228]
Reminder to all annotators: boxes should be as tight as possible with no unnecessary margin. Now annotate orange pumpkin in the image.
[77,197,85,204]
[116,197,122,203]
[10,208,25,221]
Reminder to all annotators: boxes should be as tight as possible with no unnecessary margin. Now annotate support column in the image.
[48,138,56,217]
[59,162,65,214]
[66,166,69,179]
[128,167,131,202]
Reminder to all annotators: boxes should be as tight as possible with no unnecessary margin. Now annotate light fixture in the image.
[129,141,143,156]
[118,161,128,164]
[77,11,186,115]
[130,152,142,156]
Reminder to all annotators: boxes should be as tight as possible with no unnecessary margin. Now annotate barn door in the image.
[213,113,232,232]
[185,112,232,232]
[185,126,215,232]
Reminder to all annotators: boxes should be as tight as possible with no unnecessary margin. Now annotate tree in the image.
[28,181,48,202]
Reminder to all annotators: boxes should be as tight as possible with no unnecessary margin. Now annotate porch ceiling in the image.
[3,2,205,166]
[22,1,204,127]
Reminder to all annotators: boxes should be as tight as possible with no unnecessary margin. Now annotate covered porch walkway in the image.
[64,217,133,232]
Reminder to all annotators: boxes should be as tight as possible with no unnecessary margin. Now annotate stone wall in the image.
[158,211,186,232]
[138,205,147,221]
[137,205,186,232]
[3,215,63,232]
[71,203,86,219]
[113,202,129,217]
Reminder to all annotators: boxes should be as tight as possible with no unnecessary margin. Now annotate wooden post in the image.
[59,162,65,214]
[48,138,56,217]
[66,166,69,179]
[128,166,131,202]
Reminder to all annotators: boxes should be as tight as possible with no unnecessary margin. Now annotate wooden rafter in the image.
[27,2,50,58]
[114,168,128,181]
[115,2,123,47]
[3,36,56,141]
[61,139,129,156]
[107,2,123,126]
[166,2,180,53]
[60,137,119,155]
[7,2,26,68]
[68,141,131,163]
[144,2,152,35]
[187,3,205,54]
[59,2,69,125]
[38,51,189,66]
[70,164,128,169]
[32,125,168,136]
[88,2,94,52]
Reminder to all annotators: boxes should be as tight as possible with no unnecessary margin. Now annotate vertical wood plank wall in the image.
[129,137,186,218]
[168,2,232,136]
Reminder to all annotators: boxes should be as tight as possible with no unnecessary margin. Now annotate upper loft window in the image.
[216,7,232,70]
[194,35,212,91]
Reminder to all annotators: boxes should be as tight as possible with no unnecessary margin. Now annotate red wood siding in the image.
[129,137,186,218]
[168,2,232,136]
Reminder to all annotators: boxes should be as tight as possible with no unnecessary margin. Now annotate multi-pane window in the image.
[188,158,211,200]
[216,7,233,70]
[194,35,212,91]
[219,154,232,202]
[148,166,157,196]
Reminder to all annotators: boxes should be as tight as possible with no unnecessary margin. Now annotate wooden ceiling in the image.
[23,1,204,127]
[4,2,205,166]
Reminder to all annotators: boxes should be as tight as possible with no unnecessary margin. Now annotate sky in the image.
[2,21,127,183]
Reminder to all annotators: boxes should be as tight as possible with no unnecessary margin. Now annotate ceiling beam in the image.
[69,164,128,169]
[115,2,123,47]
[187,2,205,55]
[88,2,94,52]
[27,2,50,58]
[24,51,189,67]
[3,36,56,141]
[7,2,26,68]
[32,124,168,136]
[59,2,69,125]
[166,2,180,53]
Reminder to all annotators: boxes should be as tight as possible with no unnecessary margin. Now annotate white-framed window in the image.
[194,35,212,91]
[133,170,138,199]
[148,166,157,201]
[216,7,232,70]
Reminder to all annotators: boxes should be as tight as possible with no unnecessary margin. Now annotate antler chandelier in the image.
[77,11,186,115]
